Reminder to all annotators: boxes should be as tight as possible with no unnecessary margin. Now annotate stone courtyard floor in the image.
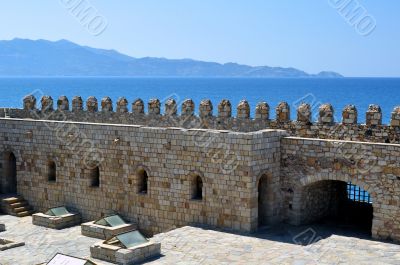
[0,215,400,265]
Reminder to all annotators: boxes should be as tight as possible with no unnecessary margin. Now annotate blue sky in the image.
[0,0,399,77]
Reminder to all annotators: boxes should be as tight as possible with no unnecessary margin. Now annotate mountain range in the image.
[0,38,343,77]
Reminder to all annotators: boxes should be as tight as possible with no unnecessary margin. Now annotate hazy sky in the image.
[0,1,399,77]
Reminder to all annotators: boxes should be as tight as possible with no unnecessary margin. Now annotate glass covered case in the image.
[45,206,70,217]
[104,230,148,249]
[94,215,126,227]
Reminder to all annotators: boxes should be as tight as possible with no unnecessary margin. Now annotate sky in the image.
[0,0,399,77]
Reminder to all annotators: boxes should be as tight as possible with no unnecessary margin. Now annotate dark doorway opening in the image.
[3,152,17,194]
[298,180,373,237]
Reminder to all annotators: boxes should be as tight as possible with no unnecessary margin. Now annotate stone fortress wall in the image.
[0,95,399,242]
[0,95,399,143]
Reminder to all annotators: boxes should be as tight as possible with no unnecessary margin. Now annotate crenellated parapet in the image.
[57,96,69,111]
[199,99,213,118]
[366,104,382,126]
[342,105,357,125]
[165,99,177,116]
[296,103,311,124]
[237,100,250,119]
[101,97,113,112]
[391,107,400,127]
[72,96,83,112]
[182,99,195,117]
[132,99,144,115]
[148,99,161,115]
[276,102,290,123]
[218,99,232,118]
[41,96,54,112]
[86,96,98,112]
[23,95,36,110]
[116,97,128,113]
[6,95,400,143]
[255,102,269,121]
[318,104,334,125]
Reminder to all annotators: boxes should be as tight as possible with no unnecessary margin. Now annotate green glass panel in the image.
[46,207,70,216]
[116,230,148,248]
[94,218,110,227]
[104,215,126,227]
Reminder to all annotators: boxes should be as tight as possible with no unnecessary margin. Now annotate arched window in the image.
[137,168,148,194]
[191,175,203,200]
[90,166,100,187]
[48,161,56,182]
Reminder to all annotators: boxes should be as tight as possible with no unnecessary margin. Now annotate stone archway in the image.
[2,152,17,194]
[291,175,377,237]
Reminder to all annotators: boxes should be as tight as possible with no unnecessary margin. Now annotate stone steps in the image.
[0,194,34,217]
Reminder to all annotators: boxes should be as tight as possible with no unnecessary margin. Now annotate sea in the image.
[0,77,399,123]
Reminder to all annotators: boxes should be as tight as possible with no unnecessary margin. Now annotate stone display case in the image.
[81,214,137,239]
[90,230,161,265]
[32,206,81,230]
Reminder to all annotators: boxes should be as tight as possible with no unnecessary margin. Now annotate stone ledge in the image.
[81,221,137,239]
[32,213,81,230]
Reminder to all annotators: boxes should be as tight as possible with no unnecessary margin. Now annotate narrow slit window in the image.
[48,161,56,182]
[138,169,148,194]
[90,166,100,187]
[192,175,203,200]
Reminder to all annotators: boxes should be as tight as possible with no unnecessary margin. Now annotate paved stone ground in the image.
[1,214,400,265]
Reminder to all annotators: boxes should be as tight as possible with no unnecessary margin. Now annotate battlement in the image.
[1,95,400,143]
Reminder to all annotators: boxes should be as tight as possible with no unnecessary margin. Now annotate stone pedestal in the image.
[32,212,81,230]
[81,221,137,239]
[90,241,161,265]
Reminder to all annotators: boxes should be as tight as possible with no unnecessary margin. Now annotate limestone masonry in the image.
[0,95,399,243]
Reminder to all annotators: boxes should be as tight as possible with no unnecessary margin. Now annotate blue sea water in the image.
[0,77,399,123]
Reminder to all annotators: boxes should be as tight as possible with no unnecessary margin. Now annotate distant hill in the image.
[0,38,343,77]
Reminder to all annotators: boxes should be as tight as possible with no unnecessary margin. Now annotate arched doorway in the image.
[2,152,17,194]
[258,174,271,227]
[293,179,373,236]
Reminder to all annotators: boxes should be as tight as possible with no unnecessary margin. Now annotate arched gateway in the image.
[289,175,379,237]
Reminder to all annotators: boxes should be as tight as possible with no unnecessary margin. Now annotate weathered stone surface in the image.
[116,97,128,113]
[342,104,357,125]
[391,106,400,127]
[237,100,250,119]
[132,98,144,115]
[165,99,177,116]
[366,104,382,126]
[81,221,137,239]
[1,95,400,244]
[318,103,334,124]
[297,103,311,123]
[57,96,69,111]
[41,96,54,112]
[276,101,290,122]
[3,98,400,143]
[32,212,81,230]
[148,99,161,115]
[101,97,113,112]
[2,215,400,265]
[72,96,83,112]
[255,102,269,120]
[181,99,195,117]
[86,96,98,112]
[199,99,213,118]
[218,99,231,118]
[23,95,36,110]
